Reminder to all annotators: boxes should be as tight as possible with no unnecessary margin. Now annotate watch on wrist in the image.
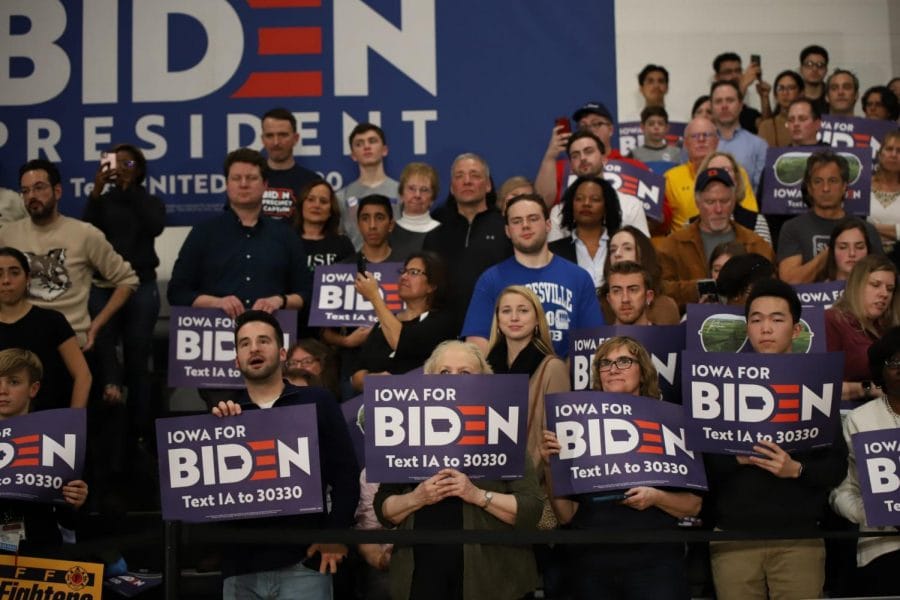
[482,490,494,509]
[279,294,288,309]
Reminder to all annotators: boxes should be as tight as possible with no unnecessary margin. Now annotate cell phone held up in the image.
[100,152,117,178]
[697,278,718,301]
[357,254,367,275]
[555,116,571,135]
[750,54,762,80]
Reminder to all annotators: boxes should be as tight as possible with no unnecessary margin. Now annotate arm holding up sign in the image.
[623,486,701,518]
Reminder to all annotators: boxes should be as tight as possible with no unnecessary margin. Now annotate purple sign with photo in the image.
[685,303,826,354]
[155,405,322,522]
[682,351,842,455]
[545,392,707,496]
[364,374,528,483]
[603,160,665,221]
[167,307,296,389]
[759,145,871,216]
[568,325,685,403]
[851,428,900,527]
[309,263,404,328]
[821,115,897,160]
[793,281,845,310]
[617,121,686,155]
[0,409,86,504]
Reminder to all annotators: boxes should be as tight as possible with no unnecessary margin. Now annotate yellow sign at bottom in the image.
[0,553,103,598]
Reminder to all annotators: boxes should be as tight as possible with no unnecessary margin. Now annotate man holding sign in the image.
[706,280,847,600]
[830,327,900,595]
[212,311,359,600]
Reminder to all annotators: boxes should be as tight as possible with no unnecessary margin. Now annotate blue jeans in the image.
[223,562,332,599]
[88,280,160,438]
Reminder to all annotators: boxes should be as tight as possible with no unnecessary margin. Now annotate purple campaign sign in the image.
[603,161,664,221]
[821,115,897,160]
[685,303,826,354]
[793,281,845,310]
[309,263,403,328]
[0,409,86,504]
[364,374,528,483]
[681,351,842,455]
[155,405,322,522]
[760,146,871,216]
[617,121,686,155]
[851,428,900,527]
[167,307,296,389]
[568,325,685,404]
[545,392,707,496]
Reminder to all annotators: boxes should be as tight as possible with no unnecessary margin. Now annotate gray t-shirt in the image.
[700,229,736,262]
[777,211,884,262]
[630,144,680,164]
[336,177,400,250]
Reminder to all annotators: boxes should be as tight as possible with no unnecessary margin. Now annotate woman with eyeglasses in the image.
[374,340,543,600]
[390,163,441,258]
[830,326,900,596]
[757,70,804,147]
[283,338,340,399]
[541,336,701,600]
[84,143,165,440]
[350,251,457,392]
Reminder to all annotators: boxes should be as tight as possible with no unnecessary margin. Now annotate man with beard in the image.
[212,310,359,599]
[0,159,137,349]
[606,261,654,325]
[259,108,319,220]
[461,193,603,357]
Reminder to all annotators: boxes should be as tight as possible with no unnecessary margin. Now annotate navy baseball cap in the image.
[695,167,735,192]
[572,102,614,123]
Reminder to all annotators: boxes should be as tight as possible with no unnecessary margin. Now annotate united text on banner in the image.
[682,351,842,455]
[309,263,403,328]
[155,404,322,522]
[851,428,900,527]
[167,307,296,388]
[545,391,706,496]
[364,373,528,483]
[0,408,85,504]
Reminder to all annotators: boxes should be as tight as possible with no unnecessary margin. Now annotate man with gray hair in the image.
[424,153,512,324]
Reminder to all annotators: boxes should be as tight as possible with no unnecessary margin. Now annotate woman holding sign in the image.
[374,340,543,600]
[830,326,900,596]
[350,252,457,392]
[541,336,701,600]
[826,255,900,400]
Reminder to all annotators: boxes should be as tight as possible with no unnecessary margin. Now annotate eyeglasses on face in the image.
[597,356,635,372]
[398,268,427,277]
[285,357,318,368]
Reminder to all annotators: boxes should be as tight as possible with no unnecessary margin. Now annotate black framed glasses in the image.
[597,357,635,372]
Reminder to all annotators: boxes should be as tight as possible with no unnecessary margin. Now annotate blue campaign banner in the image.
[364,373,528,483]
[155,404,322,522]
[793,280,845,310]
[568,325,685,403]
[685,303,826,354]
[309,262,402,327]
[603,160,664,222]
[617,121,686,155]
[0,409,86,504]
[851,428,900,527]
[545,391,707,496]
[167,307,296,388]
[0,2,616,225]
[821,115,897,161]
[681,351,842,455]
[759,146,871,216]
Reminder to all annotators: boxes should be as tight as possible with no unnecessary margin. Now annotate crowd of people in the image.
[0,42,898,599]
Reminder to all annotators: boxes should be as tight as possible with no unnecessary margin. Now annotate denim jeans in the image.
[223,562,332,599]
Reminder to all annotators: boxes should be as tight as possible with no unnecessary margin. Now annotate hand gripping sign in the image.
[681,351,842,455]
[545,391,707,496]
[851,428,900,527]
[309,263,404,328]
[364,373,529,483]
[156,405,322,522]
[0,408,86,504]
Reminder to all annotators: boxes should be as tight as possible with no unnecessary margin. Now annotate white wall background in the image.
[615,0,899,122]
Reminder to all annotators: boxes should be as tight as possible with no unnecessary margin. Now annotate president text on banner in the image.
[759,146,870,216]
[364,374,528,483]
[0,554,103,599]
[0,408,85,504]
[682,351,842,455]
[155,405,322,522]
[569,325,684,403]
[851,428,900,528]
[545,392,707,496]
[167,307,296,388]
[309,263,403,328]
[685,303,826,354]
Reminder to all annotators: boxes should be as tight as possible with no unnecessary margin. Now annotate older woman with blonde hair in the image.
[390,162,441,257]
[826,254,900,400]
[374,340,543,600]
[541,336,700,599]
